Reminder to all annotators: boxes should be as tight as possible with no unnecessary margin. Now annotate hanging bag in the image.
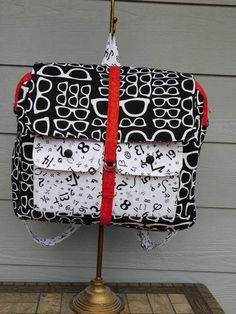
[11,35,208,249]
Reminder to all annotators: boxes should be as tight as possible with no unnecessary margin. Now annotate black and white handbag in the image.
[11,35,209,249]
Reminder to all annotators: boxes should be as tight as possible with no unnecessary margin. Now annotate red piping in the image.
[14,72,32,112]
[195,81,209,126]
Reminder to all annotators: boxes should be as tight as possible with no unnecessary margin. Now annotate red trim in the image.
[100,66,120,225]
[195,81,208,126]
[14,72,32,112]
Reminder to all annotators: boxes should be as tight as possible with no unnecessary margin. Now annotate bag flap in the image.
[25,63,197,143]
[117,142,182,177]
[33,135,103,173]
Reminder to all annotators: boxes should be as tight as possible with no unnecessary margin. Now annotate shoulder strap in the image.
[23,221,80,247]
[137,230,178,251]
[102,33,120,66]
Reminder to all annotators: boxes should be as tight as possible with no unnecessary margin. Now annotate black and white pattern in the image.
[11,60,208,232]
[25,63,196,144]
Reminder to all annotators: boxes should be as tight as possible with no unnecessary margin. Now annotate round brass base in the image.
[70,278,124,314]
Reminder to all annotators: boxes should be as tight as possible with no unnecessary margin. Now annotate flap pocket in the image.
[112,141,183,220]
[32,135,104,216]
[32,135,182,220]
[33,135,103,173]
[117,142,183,177]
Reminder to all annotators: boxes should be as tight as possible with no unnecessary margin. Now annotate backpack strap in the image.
[137,230,178,251]
[102,33,120,66]
[23,221,80,247]
[100,66,120,225]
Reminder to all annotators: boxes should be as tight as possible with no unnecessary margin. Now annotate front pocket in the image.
[33,135,104,217]
[113,142,182,222]
[32,135,182,223]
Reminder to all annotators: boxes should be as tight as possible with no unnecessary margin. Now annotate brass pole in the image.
[70,221,123,313]
[96,225,104,280]
[110,0,115,33]
[110,0,118,35]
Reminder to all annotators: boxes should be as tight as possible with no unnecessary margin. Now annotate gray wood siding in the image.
[0,1,236,74]
[135,0,236,5]
[0,0,235,313]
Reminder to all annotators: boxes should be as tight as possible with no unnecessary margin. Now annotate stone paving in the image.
[0,282,224,313]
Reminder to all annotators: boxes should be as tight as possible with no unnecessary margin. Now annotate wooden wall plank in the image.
[0,1,235,74]
[0,201,236,273]
[0,66,236,143]
[131,0,236,5]
[0,67,27,134]
[1,135,235,208]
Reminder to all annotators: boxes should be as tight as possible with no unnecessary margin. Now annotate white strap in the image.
[23,221,80,247]
[102,33,120,66]
[137,230,178,251]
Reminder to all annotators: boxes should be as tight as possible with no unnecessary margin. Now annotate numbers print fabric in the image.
[33,135,182,221]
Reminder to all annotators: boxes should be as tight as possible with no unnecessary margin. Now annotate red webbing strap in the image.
[100,66,120,225]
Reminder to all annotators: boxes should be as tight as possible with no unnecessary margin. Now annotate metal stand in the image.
[70,1,123,312]
[70,225,124,314]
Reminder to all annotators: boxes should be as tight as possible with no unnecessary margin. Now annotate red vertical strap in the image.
[100,66,120,225]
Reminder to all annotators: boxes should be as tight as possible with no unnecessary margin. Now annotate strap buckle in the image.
[103,161,116,173]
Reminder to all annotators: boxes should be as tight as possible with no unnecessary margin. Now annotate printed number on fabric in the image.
[33,135,182,221]
[113,142,182,220]
[33,135,103,216]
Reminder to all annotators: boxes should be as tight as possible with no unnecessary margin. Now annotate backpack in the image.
[11,35,208,249]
